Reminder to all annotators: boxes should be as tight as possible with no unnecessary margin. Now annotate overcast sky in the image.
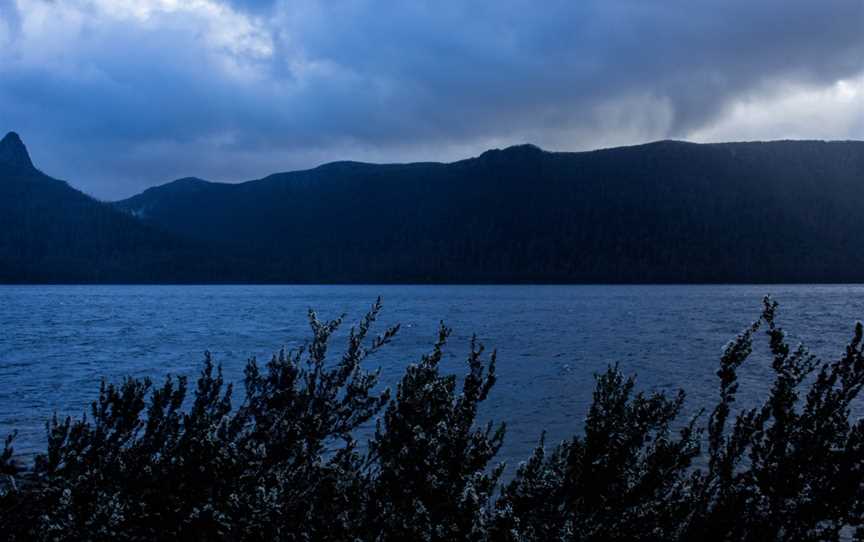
[1,0,862,199]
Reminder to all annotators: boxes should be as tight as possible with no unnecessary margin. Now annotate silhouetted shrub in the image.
[3,297,864,540]
[363,325,504,540]
[490,366,700,541]
[682,299,864,541]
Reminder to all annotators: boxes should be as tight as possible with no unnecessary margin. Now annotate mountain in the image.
[0,132,240,283]
[3,131,863,284]
[0,132,35,170]
[116,139,864,283]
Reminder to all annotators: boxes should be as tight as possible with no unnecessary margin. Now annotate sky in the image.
[0,0,862,199]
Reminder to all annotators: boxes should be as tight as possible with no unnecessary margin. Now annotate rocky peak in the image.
[0,131,35,170]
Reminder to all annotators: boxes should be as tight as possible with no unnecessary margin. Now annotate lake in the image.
[3,284,864,469]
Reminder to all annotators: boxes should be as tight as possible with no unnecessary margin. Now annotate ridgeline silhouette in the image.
[2,132,864,283]
[0,133,245,283]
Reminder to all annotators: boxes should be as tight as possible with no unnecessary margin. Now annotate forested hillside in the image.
[117,139,864,283]
[3,130,863,283]
[0,133,239,283]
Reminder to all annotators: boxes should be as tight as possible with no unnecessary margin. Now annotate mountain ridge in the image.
[118,138,857,198]
[114,137,864,283]
[3,131,864,283]
[0,133,249,283]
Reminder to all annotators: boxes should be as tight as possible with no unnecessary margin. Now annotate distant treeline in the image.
[3,132,864,283]
[3,297,864,540]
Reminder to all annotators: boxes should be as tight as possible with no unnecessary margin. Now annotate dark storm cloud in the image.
[0,0,861,198]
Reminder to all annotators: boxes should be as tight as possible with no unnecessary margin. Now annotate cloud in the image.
[689,76,864,143]
[0,0,862,198]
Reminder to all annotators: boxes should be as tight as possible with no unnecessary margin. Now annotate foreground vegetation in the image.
[3,297,864,540]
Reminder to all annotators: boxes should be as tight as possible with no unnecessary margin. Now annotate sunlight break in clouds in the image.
[689,76,864,143]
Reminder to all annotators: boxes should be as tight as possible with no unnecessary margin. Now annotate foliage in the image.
[3,297,864,540]
[491,367,700,541]
[365,325,504,541]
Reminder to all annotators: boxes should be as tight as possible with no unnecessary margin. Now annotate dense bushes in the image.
[3,297,864,540]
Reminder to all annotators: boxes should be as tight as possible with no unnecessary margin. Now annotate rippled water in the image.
[3,284,864,468]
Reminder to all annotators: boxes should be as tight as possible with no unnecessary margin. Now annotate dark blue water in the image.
[3,285,864,468]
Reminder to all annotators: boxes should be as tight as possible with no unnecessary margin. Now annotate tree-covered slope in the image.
[116,139,864,283]
[0,133,236,283]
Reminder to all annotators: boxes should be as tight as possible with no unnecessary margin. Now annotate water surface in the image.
[3,284,864,467]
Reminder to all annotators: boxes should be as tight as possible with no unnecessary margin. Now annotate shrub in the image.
[491,366,700,541]
[2,296,864,540]
[364,325,505,541]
